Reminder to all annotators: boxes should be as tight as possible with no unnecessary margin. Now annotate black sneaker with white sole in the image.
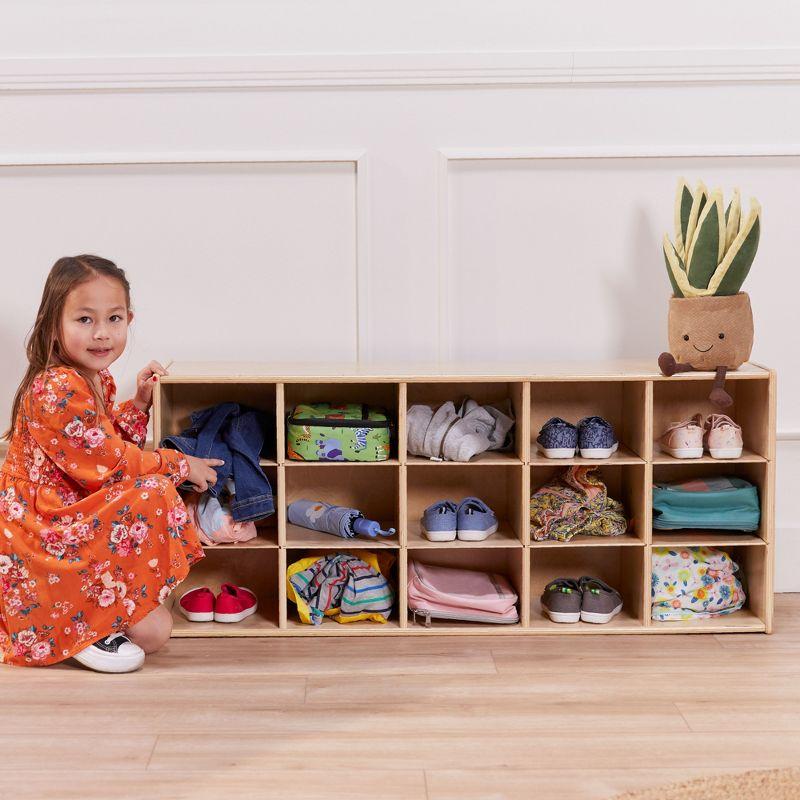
[72,633,145,673]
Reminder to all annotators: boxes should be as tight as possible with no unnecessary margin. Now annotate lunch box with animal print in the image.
[286,403,393,462]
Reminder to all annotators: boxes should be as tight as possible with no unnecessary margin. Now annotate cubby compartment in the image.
[177,467,279,550]
[405,380,526,463]
[284,547,400,630]
[530,545,646,631]
[530,463,647,545]
[406,547,526,629]
[652,461,768,545]
[169,547,279,636]
[530,379,648,463]
[283,382,400,462]
[653,375,771,461]
[649,543,768,632]
[406,464,526,547]
[284,464,400,548]
[156,380,278,463]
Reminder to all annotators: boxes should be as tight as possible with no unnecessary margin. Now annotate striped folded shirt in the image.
[289,553,393,624]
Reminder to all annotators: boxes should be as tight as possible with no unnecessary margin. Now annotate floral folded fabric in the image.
[530,465,628,542]
[651,546,746,621]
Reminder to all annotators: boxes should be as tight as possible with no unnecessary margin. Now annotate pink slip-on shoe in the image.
[704,414,743,459]
[659,414,704,459]
[214,583,258,623]
[178,587,215,622]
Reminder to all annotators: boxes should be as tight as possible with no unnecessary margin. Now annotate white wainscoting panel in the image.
[0,156,360,406]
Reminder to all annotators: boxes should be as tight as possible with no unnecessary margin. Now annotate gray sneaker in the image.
[541,577,581,623]
[579,576,623,624]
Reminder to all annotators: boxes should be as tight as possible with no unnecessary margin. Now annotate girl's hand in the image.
[185,456,225,493]
[133,361,169,412]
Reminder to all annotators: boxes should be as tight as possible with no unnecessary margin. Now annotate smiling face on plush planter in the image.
[668,292,754,370]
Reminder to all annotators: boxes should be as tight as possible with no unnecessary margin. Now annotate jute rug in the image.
[612,768,800,799]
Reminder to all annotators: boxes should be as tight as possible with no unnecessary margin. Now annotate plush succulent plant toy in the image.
[658,179,761,407]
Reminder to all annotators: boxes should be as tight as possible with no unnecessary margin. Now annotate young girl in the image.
[0,255,222,673]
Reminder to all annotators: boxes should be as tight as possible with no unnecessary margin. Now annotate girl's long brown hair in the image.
[3,255,131,440]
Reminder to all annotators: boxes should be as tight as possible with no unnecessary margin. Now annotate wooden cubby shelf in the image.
[153,360,776,638]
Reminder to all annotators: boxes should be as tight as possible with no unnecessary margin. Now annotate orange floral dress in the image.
[0,367,203,667]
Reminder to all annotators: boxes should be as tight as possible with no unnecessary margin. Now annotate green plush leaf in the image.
[679,185,693,257]
[697,193,707,219]
[663,235,691,297]
[708,200,761,296]
[663,242,684,297]
[715,215,760,295]
[673,179,693,260]
[725,189,741,253]
[683,182,708,261]
[686,195,723,290]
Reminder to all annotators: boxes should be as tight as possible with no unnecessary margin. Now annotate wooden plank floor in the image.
[2,595,800,800]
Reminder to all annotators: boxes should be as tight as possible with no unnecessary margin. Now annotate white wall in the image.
[0,4,797,584]
[3,1,800,56]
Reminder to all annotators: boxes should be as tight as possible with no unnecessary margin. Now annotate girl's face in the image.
[61,275,133,375]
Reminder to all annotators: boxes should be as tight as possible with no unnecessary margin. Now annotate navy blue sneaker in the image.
[577,416,618,459]
[536,417,577,458]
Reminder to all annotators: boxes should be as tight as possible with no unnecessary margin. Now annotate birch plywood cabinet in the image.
[153,360,776,637]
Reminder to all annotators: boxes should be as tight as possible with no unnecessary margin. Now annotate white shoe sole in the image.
[709,447,743,459]
[579,442,619,459]
[580,603,623,624]
[537,445,576,459]
[214,604,258,624]
[72,643,145,673]
[662,446,704,459]
[179,607,214,622]
[422,527,457,542]
[544,609,581,623]
[457,522,499,541]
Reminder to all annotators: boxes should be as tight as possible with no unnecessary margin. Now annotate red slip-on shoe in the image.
[214,583,258,623]
[178,587,215,622]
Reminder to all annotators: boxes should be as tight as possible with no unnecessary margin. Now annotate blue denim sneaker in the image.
[456,497,498,541]
[536,417,578,458]
[421,500,458,541]
[577,416,618,459]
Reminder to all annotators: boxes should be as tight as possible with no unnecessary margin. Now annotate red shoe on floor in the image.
[178,587,215,622]
[214,583,258,623]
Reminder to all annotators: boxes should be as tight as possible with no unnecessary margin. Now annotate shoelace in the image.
[663,418,702,435]
[103,633,127,646]
[706,414,739,431]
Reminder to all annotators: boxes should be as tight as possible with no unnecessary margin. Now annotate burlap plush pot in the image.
[667,292,754,370]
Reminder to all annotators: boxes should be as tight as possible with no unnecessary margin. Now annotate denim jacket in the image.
[161,402,275,522]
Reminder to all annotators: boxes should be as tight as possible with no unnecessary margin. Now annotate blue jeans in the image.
[162,403,275,522]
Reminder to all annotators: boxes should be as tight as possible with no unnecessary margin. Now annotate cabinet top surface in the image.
[160,359,771,382]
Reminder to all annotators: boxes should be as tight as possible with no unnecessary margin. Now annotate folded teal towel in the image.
[652,476,760,532]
